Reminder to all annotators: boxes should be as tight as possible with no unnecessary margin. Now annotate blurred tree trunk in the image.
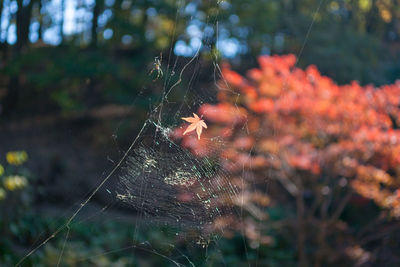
[296,186,308,267]
[1,12,10,62]
[0,0,7,61]
[0,0,3,39]
[38,0,43,40]
[365,1,381,35]
[59,0,65,43]
[16,0,33,51]
[91,0,104,48]
[3,0,34,114]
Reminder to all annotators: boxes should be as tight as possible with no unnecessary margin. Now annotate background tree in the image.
[173,54,400,266]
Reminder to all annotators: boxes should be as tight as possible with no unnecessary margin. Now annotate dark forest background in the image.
[1,0,400,117]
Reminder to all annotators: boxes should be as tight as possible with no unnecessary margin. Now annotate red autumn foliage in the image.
[173,54,400,265]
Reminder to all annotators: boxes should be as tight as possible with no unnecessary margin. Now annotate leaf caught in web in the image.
[181,113,207,139]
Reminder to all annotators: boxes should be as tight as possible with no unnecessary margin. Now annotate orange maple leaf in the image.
[181,113,207,139]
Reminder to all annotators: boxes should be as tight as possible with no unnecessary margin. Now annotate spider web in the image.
[15,0,324,266]
[116,120,239,231]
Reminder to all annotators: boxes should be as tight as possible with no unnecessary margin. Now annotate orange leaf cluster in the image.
[173,54,400,225]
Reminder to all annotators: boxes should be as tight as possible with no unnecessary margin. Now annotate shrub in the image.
[0,151,32,264]
[173,54,400,266]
